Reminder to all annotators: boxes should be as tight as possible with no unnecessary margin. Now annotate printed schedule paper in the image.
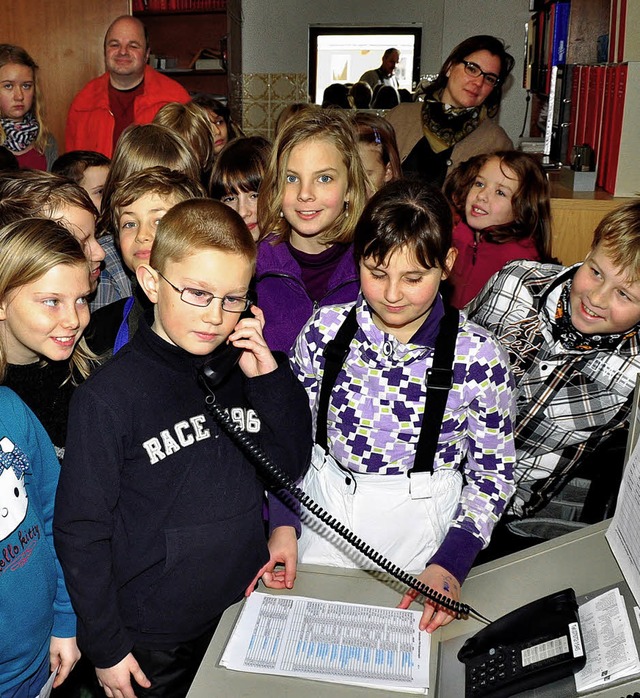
[220,592,430,693]
[574,588,640,692]
[606,432,640,607]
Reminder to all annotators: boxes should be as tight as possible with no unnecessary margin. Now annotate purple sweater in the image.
[255,237,359,353]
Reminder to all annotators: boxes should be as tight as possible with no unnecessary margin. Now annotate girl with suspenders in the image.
[290,180,516,632]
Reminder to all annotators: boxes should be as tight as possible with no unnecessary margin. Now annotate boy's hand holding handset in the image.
[227,303,299,593]
[228,304,278,377]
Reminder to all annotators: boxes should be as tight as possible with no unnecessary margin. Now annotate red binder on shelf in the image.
[596,65,616,189]
[583,65,606,156]
[533,10,547,94]
[609,0,619,62]
[574,65,590,147]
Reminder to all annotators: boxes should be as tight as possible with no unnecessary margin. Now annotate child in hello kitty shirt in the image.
[0,386,79,697]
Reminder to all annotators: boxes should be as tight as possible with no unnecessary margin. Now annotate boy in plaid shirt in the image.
[469,201,640,549]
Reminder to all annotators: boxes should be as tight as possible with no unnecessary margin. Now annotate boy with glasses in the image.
[54,199,312,698]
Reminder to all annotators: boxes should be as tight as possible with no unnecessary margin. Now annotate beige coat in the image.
[385,102,513,179]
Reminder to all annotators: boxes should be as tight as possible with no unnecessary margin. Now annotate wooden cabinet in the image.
[132,8,229,96]
[549,176,633,265]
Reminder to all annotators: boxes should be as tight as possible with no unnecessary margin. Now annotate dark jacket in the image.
[54,318,312,667]
[85,282,152,359]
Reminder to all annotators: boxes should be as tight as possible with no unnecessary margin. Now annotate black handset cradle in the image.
[457,588,586,697]
[198,351,489,625]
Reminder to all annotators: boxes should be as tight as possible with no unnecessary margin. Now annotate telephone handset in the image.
[457,588,586,697]
[200,308,253,387]
[201,342,244,387]
[198,353,489,625]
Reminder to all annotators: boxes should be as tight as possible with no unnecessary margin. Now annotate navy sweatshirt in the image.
[54,318,312,668]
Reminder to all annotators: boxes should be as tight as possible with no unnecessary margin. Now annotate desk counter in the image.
[187,521,640,697]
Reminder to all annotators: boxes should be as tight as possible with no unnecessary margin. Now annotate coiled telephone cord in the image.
[203,390,491,625]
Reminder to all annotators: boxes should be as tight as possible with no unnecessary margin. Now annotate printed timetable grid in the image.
[221,592,430,693]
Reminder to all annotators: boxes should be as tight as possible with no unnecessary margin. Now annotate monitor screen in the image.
[309,27,422,104]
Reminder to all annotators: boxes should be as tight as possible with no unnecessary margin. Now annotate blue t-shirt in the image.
[0,387,75,694]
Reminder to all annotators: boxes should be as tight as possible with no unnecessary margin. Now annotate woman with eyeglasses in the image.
[386,35,515,187]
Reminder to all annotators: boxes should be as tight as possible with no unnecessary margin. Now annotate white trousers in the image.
[298,445,463,574]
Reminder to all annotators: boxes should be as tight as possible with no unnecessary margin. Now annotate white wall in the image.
[240,0,445,83]
[240,0,530,142]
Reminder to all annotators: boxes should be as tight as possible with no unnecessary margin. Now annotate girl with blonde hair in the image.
[255,108,368,352]
[0,218,96,458]
[0,44,56,170]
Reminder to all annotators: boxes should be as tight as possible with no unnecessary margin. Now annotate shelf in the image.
[133,9,226,16]
[135,5,229,97]
[157,68,226,76]
[548,172,624,200]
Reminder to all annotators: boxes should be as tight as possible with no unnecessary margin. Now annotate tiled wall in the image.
[230,72,308,140]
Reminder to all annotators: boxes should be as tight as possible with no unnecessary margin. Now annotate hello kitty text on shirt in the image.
[0,436,40,575]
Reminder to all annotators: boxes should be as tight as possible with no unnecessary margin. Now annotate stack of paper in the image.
[575,588,640,692]
[221,592,430,694]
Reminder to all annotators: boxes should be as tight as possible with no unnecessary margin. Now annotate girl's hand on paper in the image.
[397,563,460,633]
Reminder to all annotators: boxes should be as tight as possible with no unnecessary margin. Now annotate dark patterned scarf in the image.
[1,111,39,152]
[421,87,493,154]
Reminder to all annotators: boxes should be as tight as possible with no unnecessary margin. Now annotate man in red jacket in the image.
[65,16,189,158]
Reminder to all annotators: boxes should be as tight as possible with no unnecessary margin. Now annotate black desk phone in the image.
[457,588,586,698]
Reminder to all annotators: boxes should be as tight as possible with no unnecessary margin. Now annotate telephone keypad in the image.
[468,647,523,694]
